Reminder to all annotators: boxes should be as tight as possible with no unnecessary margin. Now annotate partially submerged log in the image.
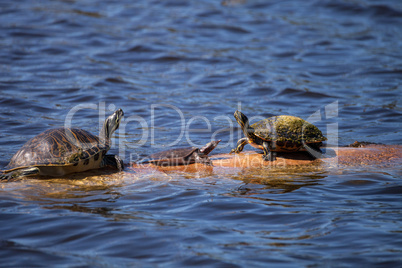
[131,145,402,174]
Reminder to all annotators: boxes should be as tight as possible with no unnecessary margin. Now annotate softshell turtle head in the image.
[199,140,221,155]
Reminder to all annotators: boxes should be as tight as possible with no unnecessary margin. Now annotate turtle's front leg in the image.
[262,141,276,161]
[102,155,124,171]
[230,138,248,154]
[194,154,213,166]
[305,143,323,159]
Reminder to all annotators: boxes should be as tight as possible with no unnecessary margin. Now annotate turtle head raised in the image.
[102,109,124,141]
[200,140,221,155]
[234,110,252,136]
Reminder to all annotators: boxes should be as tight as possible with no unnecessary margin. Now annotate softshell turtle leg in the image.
[230,138,248,154]
[102,155,124,171]
[0,167,40,182]
[262,141,276,161]
[194,154,213,166]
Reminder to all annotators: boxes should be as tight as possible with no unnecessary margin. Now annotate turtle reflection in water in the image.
[231,111,326,161]
[1,109,124,181]
[146,140,221,166]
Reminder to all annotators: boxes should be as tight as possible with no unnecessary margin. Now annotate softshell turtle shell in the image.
[0,109,124,181]
[147,140,221,166]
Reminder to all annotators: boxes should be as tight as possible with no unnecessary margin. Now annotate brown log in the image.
[130,145,401,174]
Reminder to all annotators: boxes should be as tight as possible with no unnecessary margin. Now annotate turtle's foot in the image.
[305,145,323,159]
[230,149,240,154]
[197,157,213,166]
[262,152,276,161]
[205,160,213,166]
[0,173,12,182]
[103,155,124,171]
[115,155,124,171]
[0,167,40,182]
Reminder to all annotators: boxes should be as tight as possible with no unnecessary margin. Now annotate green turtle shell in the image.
[252,115,326,144]
[7,128,109,169]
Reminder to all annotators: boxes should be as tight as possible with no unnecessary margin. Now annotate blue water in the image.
[0,0,401,266]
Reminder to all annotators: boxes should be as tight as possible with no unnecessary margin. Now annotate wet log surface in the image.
[130,145,402,175]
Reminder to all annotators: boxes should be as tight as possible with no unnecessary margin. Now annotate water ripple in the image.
[0,0,401,266]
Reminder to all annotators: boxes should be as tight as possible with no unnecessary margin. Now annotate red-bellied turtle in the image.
[146,140,221,166]
[230,110,326,161]
[0,109,124,181]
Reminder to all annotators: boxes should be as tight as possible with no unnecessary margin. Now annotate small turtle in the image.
[0,109,124,181]
[146,140,221,166]
[231,110,326,161]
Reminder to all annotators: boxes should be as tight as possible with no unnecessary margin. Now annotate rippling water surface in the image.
[1,0,401,266]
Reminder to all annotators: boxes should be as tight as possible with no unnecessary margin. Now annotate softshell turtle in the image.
[230,110,326,161]
[146,140,221,166]
[0,109,124,181]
